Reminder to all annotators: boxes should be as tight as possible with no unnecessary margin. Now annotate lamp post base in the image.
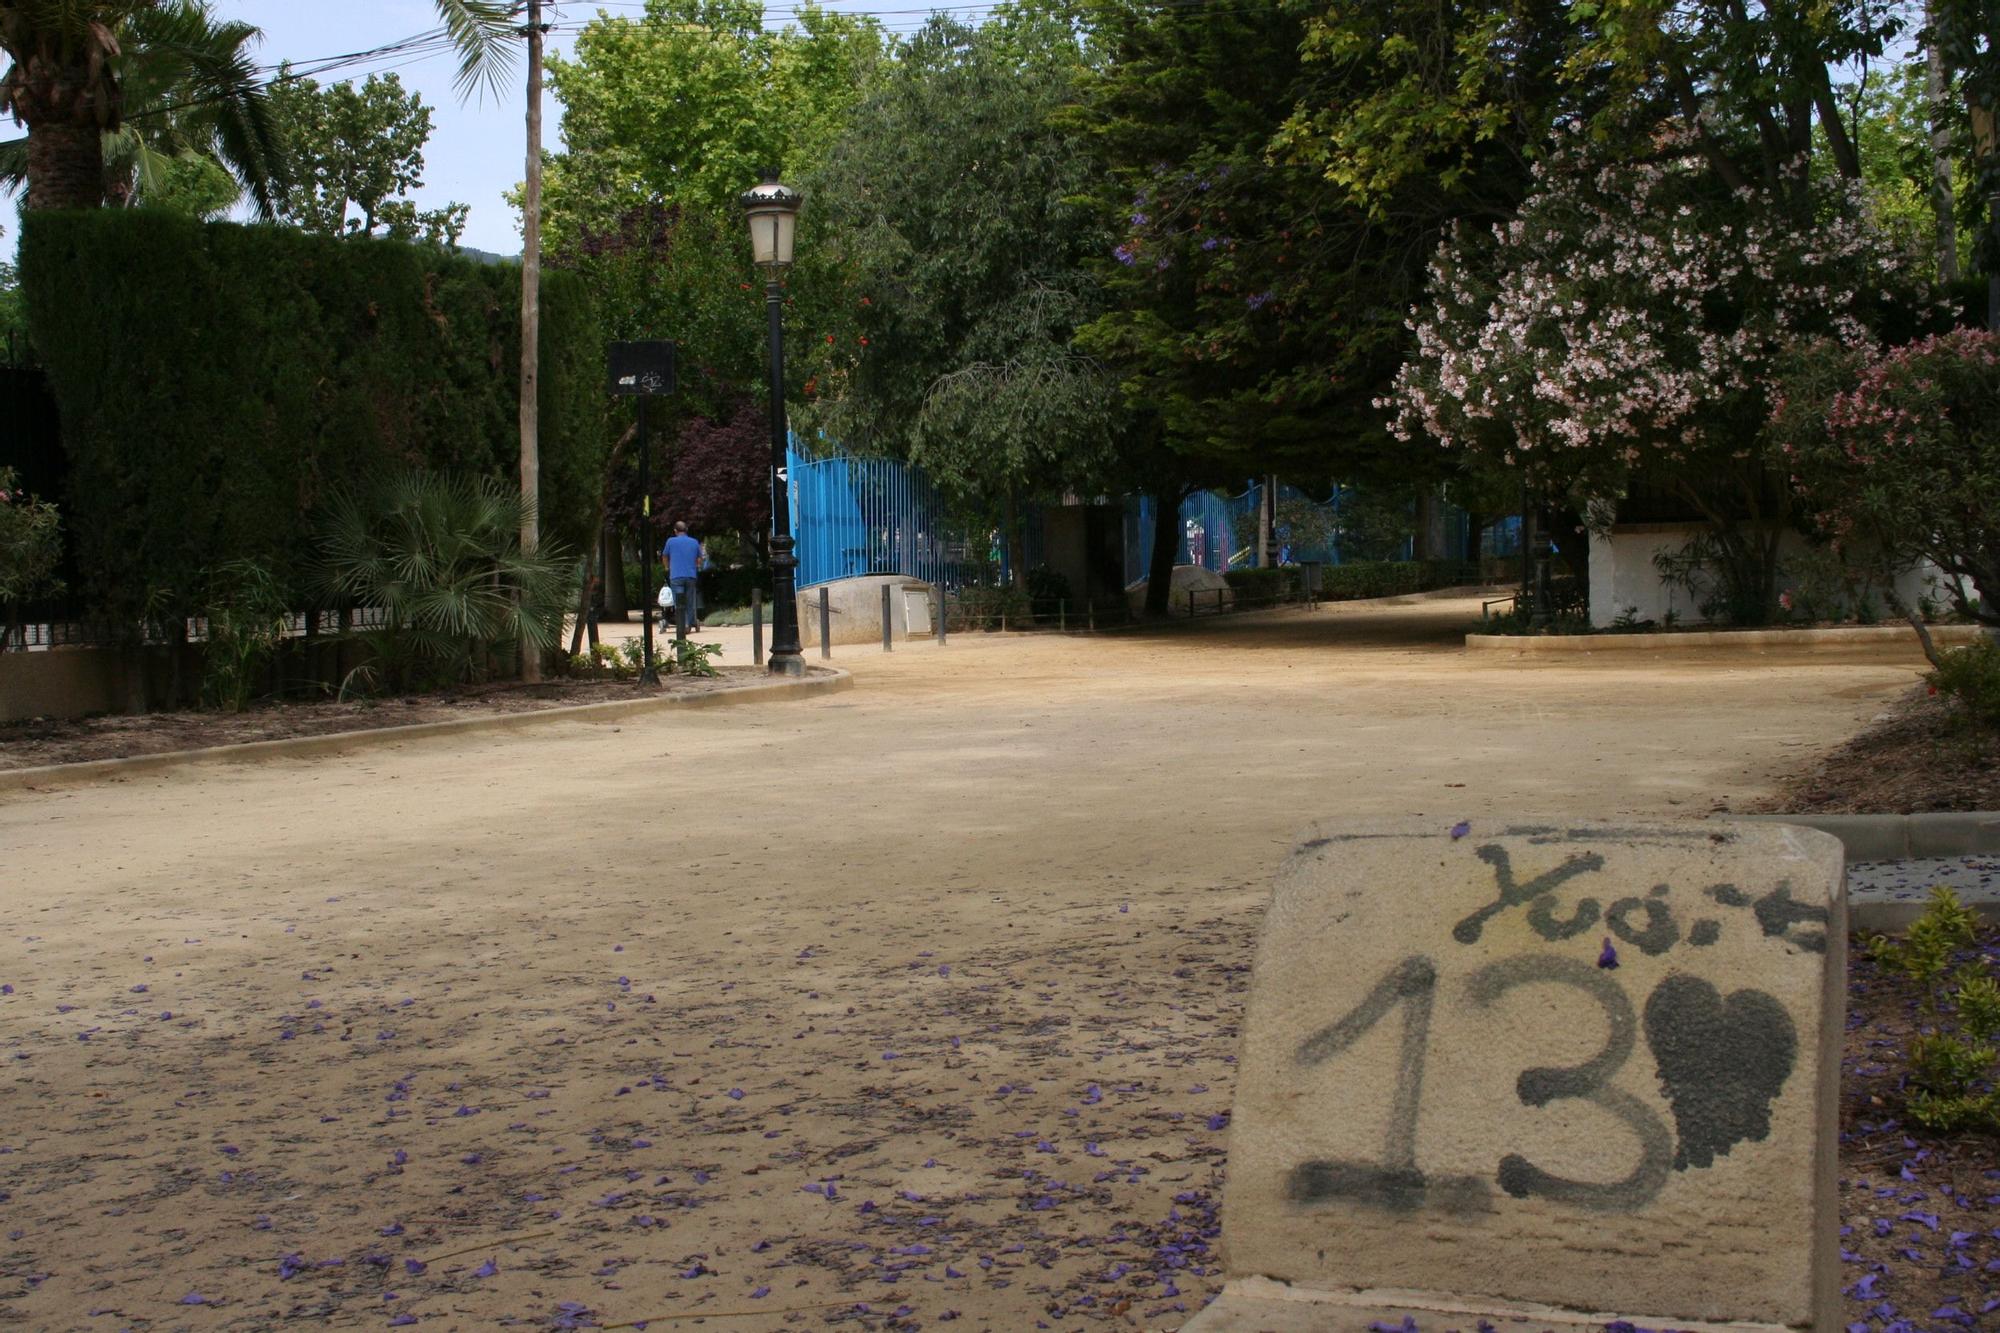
[767,651,807,677]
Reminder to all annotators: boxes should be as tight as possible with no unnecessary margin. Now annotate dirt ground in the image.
[1751,684,2000,815]
[0,594,1944,1331]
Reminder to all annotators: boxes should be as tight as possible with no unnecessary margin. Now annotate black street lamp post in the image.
[742,170,806,676]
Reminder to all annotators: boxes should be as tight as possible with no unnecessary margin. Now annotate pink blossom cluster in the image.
[1385,143,1928,477]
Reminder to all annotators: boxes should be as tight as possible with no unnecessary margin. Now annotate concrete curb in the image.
[1725,813,2000,932]
[0,668,853,795]
[1730,811,2000,861]
[1466,625,1985,654]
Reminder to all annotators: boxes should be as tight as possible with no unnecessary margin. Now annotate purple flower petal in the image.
[474,1259,498,1278]
[1597,937,1619,969]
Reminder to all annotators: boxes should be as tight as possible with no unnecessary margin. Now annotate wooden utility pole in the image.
[519,0,545,682]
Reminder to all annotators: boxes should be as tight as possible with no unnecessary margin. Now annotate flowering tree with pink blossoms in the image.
[1389,141,1934,622]
[1773,328,2000,628]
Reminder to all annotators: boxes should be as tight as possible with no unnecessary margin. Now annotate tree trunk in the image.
[1928,11,1961,284]
[1144,488,1181,618]
[25,120,107,211]
[602,524,630,620]
[518,0,546,683]
[1004,491,1027,591]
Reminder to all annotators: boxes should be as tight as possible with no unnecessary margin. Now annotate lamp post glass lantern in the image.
[743,170,806,675]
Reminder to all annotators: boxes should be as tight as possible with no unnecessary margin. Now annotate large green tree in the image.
[538,0,886,605]
[269,71,466,247]
[801,11,1118,566]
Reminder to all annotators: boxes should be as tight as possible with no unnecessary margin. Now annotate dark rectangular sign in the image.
[608,340,676,397]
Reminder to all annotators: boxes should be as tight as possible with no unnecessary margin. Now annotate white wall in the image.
[1587,524,1961,627]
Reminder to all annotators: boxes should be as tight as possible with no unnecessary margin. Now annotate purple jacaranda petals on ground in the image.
[1119,903,1129,913]
[751,1286,770,1299]
[1036,1140,1055,1153]
[1900,1210,1939,1231]
[1083,1085,1102,1105]
[180,1293,210,1305]
[453,1105,477,1117]
[1450,821,1471,840]
[525,1089,550,1100]
[252,1216,272,1230]
[752,1239,772,1252]
[0,985,11,995]
[693,1170,711,1185]
[1597,937,1619,969]
[130,984,147,993]
[461,1154,482,1165]
[883,1051,898,1060]
[1846,1273,1880,1299]
[727,1088,744,1100]
[474,1259,498,1278]
[1207,1113,1230,1131]
[56,1005,75,1013]
[679,1263,708,1279]
[404,1259,426,1275]
[278,1253,305,1280]
[632,1138,652,1149]
[389,1315,418,1327]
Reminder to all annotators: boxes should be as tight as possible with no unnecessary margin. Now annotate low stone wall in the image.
[0,648,130,722]
[795,575,936,648]
[1467,623,1986,654]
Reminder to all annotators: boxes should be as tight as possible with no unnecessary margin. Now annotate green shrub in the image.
[20,210,605,630]
[668,638,723,677]
[196,558,292,712]
[0,465,62,623]
[1930,639,2000,729]
[1317,559,1480,601]
[315,472,577,695]
[1223,567,1304,606]
[571,641,635,680]
[1871,888,2000,1133]
[951,584,1029,631]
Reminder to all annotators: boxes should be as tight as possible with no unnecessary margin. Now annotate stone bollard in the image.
[1187,817,1844,1333]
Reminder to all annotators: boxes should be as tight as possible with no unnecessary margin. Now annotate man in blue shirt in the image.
[662,521,704,639]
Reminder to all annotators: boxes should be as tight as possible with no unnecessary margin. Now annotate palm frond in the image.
[120,2,287,217]
[433,0,519,104]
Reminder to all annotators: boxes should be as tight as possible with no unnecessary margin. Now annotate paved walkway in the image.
[1850,856,2000,912]
[0,594,1949,1329]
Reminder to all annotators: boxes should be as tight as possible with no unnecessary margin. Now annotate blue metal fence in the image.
[786,440,950,589]
[1123,483,1467,584]
[784,442,1498,591]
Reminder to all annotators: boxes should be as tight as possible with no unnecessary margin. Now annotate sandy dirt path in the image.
[0,596,1929,1332]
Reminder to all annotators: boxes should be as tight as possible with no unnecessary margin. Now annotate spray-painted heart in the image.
[1642,974,1798,1170]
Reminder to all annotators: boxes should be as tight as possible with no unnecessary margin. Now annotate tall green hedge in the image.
[20,210,605,622]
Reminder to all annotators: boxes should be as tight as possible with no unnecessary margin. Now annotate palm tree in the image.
[1,0,516,213]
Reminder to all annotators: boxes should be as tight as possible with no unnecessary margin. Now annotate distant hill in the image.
[458,246,520,266]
